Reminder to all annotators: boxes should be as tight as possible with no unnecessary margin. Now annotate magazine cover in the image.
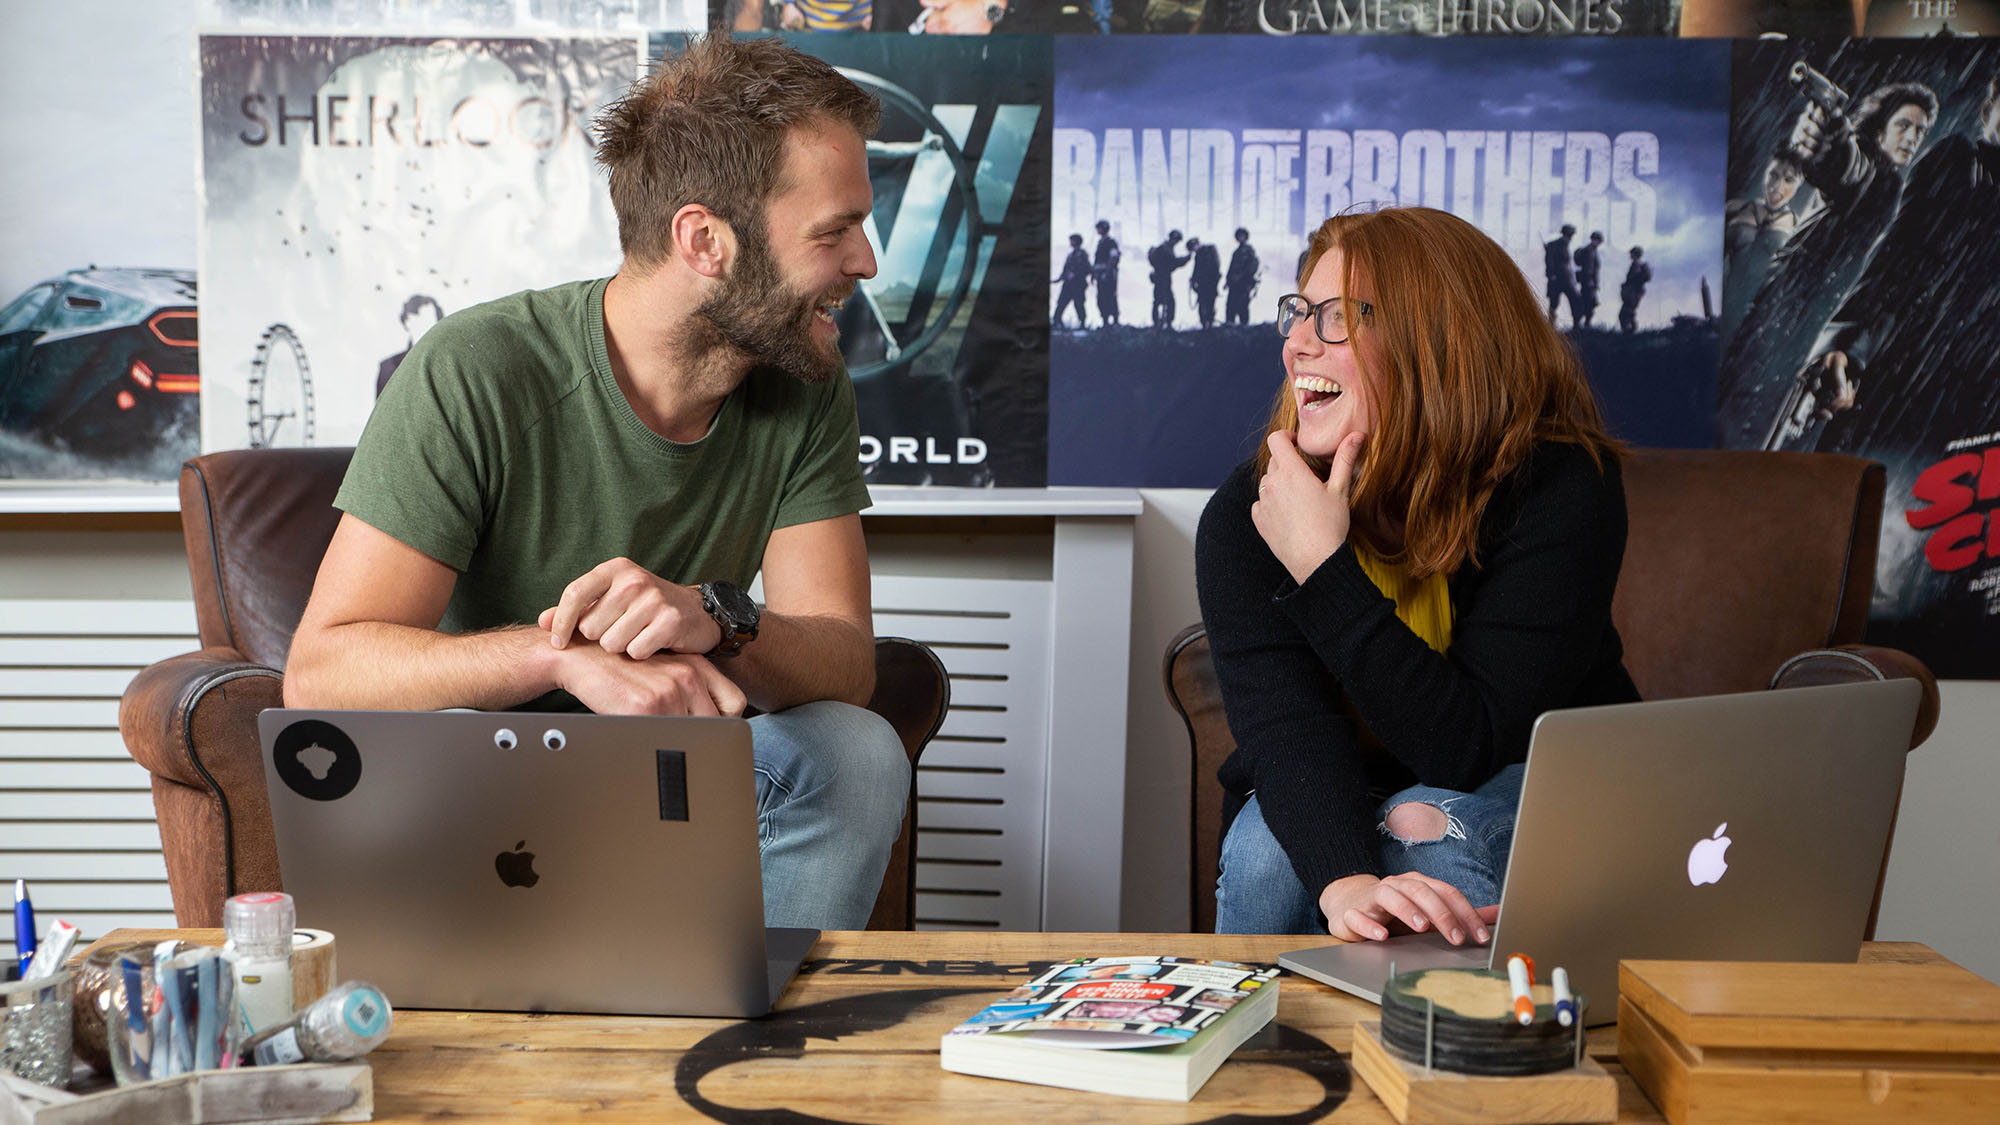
[1717,39,2000,676]
[1049,35,1729,486]
[197,35,635,455]
[947,957,1279,1045]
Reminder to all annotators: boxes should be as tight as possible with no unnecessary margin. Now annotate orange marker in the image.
[1506,954,1535,1026]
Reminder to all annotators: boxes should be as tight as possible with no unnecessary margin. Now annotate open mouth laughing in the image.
[1295,374,1343,411]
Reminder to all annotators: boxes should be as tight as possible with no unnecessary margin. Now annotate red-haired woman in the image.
[1196,207,1639,939]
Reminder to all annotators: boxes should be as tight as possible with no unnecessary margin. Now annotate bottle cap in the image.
[224,892,296,955]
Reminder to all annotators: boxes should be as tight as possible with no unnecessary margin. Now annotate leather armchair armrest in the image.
[1771,645,1940,750]
[120,648,284,788]
[120,648,288,924]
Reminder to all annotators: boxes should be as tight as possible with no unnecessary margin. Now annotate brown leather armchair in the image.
[1166,448,1941,935]
[120,448,949,931]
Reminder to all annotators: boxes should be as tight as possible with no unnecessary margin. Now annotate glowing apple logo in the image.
[1687,823,1732,886]
[495,841,540,889]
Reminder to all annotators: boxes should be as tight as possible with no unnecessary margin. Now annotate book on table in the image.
[938,955,1281,1102]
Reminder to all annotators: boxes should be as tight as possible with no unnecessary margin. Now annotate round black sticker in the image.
[272,719,362,802]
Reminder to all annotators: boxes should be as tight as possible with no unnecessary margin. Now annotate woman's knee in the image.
[1383,800,1451,843]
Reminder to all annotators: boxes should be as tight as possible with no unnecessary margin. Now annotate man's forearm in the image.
[283,621,557,711]
[726,612,875,713]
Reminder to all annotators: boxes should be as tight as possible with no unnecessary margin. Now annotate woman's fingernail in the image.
[1477,928,1490,943]
[1450,930,1463,944]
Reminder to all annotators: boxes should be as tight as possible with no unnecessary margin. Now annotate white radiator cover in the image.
[0,599,192,958]
[0,577,1056,951]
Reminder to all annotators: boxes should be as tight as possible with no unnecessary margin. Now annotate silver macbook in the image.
[1280,678,1922,1024]
[257,708,817,1018]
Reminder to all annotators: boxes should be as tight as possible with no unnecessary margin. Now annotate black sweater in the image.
[1194,441,1640,898]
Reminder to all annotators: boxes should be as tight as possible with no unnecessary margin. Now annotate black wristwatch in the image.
[697,580,760,659]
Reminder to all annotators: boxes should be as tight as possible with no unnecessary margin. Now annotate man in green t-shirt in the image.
[284,36,909,931]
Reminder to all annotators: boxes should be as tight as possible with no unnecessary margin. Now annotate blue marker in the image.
[120,955,152,1081]
[1552,966,1577,1028]
[12,880,34,974]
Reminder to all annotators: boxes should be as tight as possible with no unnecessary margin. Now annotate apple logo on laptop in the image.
[272,720,362,802]
[1687,823,1732,886]
[496,841,540,888]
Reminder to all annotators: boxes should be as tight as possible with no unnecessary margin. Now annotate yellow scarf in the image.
[1352,542,1454,654]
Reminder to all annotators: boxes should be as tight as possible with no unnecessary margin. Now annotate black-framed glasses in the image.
[1275,293,1373,344]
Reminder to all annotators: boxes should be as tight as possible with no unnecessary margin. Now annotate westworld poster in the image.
[764,32,1052,487]
[198,35,635,455]
[1048,35,1728,487]
[1718,39,2000,677]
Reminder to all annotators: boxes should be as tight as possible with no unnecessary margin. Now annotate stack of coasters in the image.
[1619,956,2000,1124]
[1351,968,1616,1124]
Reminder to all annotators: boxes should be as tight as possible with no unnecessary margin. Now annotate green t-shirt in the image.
[335,277,872,641]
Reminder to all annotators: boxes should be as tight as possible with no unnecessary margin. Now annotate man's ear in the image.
[671,204,733,280]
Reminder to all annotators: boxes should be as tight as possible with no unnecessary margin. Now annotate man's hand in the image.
[1252,429,1363,585]
[552,642,747,717]
[540,557,722,659]
[1808,350,1859,419]
[1319,872,1497,946]
[1789,103,1830,164]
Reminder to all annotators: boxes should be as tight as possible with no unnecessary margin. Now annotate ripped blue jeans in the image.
[1214,763,1527,935]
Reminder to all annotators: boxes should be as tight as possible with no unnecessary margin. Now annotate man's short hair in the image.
[594,35,882,270]
[1069,233,1083,245]
[1560,223,1576,236]
[400,294,443,326]
[1095,219,1110,233]
[1234,227,1249,240]
[1852,81,1938,151]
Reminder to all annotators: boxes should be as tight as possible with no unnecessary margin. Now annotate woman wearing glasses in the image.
[1196,207,1638,939]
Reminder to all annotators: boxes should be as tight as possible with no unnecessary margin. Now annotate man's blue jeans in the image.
[1214,764,1527,935]
[749,700,911,930]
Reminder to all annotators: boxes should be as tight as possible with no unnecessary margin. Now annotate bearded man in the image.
[283,36,908,932]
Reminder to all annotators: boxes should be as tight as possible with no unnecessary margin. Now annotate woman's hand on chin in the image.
[1253,429,1365,585]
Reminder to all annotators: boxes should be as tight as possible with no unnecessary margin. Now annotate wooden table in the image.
[82,930,1951,1123]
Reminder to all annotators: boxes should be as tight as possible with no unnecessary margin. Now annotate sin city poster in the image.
[1718,39,2000,678]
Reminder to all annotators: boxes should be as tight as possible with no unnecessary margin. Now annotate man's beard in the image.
[690,226,848,386]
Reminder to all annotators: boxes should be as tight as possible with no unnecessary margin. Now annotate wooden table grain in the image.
[80,930,1949,1123]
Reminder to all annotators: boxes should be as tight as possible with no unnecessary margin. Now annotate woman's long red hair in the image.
[1257,206,1622,579]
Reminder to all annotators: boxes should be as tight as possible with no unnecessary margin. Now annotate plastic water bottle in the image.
[239,980,394,1066]
[223,892,294,1038]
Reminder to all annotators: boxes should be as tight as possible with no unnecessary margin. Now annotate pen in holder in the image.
[0,966,74,1089]
[107,942,236,1085]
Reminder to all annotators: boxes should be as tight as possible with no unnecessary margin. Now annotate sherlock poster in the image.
[654,32,1052,486]
[1048,35,1729,487]
[197,35,635,455]
[1717,39,2000,677]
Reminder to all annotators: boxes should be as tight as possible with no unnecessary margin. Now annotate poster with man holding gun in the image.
[1718,38,2000,678]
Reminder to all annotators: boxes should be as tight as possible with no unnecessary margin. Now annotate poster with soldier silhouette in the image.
[1718,38,2000,678]
[197,35,635,455]
[1048,35,1728,487]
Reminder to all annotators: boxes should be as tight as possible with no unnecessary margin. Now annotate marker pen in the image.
[12,880,34,974]
[1506,953,1535,1026]
[1553,967,1577,1028]
[24,918,76,981]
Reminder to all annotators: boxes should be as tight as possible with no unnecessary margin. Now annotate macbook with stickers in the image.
[258,708,815,1018]
[1278,678,1923,1025]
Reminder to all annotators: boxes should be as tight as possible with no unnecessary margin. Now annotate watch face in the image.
[710,582,758,627]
